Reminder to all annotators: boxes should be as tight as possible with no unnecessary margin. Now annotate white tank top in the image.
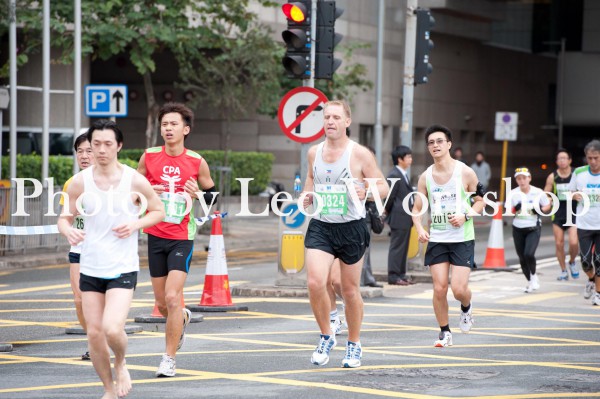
[569,165,600,230]
[79,165,140,278]
[312,140,366,223]
[425,161,475,242]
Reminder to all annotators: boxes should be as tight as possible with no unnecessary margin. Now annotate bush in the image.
[1,150,273,194]
[1,154,73,186]
[119,149,274,195]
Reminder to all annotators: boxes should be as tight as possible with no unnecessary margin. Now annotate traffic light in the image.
[314,1,344,80]
[414,8,435,85]
[282,1,311,78]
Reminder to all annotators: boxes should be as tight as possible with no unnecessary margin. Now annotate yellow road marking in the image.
[0,283,71,296]
[499,291,579,304]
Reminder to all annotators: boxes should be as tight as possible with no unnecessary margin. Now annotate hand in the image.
[152,184,165,195]
[416,227,429,243]
[113,222,138,239]
[184,178,200,199]
[302,192,313,209]
[66,227,85,246]
[354,182,367,201]
[448,213,466,227]
[572,192,583,202]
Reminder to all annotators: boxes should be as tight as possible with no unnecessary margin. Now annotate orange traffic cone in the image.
[482,202,508,270]
[135,294,203,323]
[187,211,248,312]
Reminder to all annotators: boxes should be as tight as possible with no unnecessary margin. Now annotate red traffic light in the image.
[282,2,307,23]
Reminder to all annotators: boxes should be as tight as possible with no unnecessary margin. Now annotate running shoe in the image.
[310,334,337,366]
[81,351,90,361]
[434,331,453,347]
[524,282,533,293]
[156,354,176,377]
[556,270,569,281]
[592,292,600,306]
[569,261,580,279]
[330,318,343,336]
[584,280,595,299]
[177,308,192,351]
[459,305,474,333]
[530,274,540,291]
[341,341,362,368]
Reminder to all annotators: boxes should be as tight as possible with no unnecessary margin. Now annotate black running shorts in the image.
[424,240,475,269]
[80,271,137,293]
[148,234,194,278]
[304,218,370,265]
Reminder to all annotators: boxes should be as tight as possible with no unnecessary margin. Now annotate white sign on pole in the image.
[85,84,128,117]
[494,112,518,141]
[0,88,9,109]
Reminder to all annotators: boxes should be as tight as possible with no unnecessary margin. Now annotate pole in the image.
[499,140,508,204]
[557,37,565,149]
[299,0,318,184]
[9,0,17,181]
[42,0,50,188]
[73,0,82,174]
[400,0,417,151]
[374,0,385,166]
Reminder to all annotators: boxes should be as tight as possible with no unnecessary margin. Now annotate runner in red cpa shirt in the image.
[137,102,217,378]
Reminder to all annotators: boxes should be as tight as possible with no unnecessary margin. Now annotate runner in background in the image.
[59,132,94,361]
[543,149,579,281]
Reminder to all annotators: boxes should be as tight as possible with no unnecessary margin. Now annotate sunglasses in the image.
[515,167,529,173]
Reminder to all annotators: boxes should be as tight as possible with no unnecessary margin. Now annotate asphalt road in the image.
[1,225,599,399]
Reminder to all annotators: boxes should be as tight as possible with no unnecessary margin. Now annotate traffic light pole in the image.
[400,0,417,151]
[300,0,318,184]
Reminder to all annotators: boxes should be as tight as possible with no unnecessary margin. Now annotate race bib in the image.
[555,183,570,201]
[587,188,600,207]
[315,184,348,216]
[431,211,456,230]
[160,192,189,224]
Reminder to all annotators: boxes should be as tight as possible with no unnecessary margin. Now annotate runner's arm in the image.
[57,175,85,246]
[412,173,429,243]
[360,145,389,200]
[113,174,165,238]
[137,152,165,195]
[302,145,317,208]
[543,173,554,194]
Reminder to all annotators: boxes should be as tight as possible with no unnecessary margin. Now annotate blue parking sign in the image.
[85,85,128,117]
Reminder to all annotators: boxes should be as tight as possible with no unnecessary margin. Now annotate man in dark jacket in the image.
[385,145,415,285]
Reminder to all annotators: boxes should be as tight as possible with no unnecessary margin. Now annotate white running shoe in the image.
[156,354,176,377]
[530,274,540,290]
[557,270,569,281]
[584,280,595,299]
[524,282,533,293]
[434,331,453,347]
[177,308,192,351]
[592,292,600,306]
[341,341,362,368]
[569,261,580,279]
[459,305,474,333]
[330,318,343,335]
[310,334,337,366]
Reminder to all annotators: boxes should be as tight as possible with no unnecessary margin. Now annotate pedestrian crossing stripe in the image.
[498,291,578,305]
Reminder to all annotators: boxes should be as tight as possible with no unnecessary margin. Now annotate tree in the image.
[176,24,282,165]
[0,0,276,147]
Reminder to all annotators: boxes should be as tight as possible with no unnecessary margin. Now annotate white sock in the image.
[330,309,339,321]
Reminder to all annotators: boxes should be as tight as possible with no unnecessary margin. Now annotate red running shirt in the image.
[143,146,203,240]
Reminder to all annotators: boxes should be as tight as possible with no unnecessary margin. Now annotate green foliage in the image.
[1,155,73,186]
[118,149,273,195]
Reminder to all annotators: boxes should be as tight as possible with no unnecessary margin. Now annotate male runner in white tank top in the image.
[412,124,484,348]
[302,100,389,368]
[58,120,164,399]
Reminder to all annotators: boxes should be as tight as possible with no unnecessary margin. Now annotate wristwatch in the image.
[464,213,470,221]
